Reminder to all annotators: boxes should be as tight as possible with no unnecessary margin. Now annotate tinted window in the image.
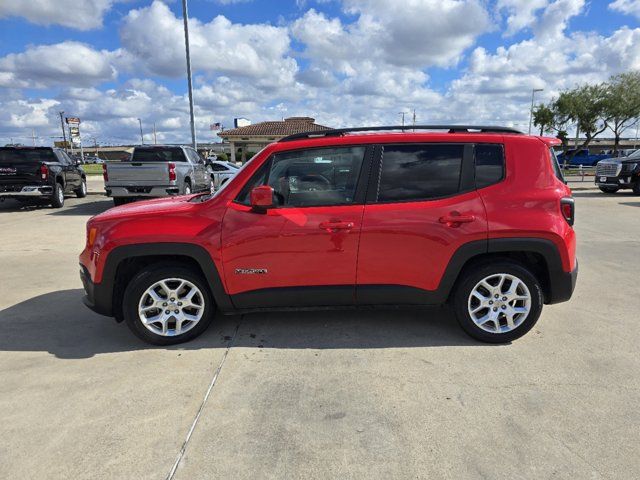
[210,163,228,172]
[475,144,504,188]
[549,148,565,182]
[378,144,463,202]
[131,147,187,162]
[266,147,365,207]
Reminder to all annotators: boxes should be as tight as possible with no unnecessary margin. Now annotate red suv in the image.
[80,126,577,345]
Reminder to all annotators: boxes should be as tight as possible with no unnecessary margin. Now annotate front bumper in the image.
[595,174,635,188]
[80,264,113,317]
[105,185,180,198]
[0,185,53,197]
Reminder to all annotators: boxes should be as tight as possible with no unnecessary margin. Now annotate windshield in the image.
[625,149,640,159]
[0,148,56,164]
[131,147,186,162]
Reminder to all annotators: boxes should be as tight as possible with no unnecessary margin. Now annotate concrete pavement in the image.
[0,179,638,479]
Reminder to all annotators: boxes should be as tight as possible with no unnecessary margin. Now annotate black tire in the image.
[633,181,640,195]
[452,261,543,343]
[50,182,64,208]
[123,264,214,345]
[75,178,87,198]
[183,180,192,195]
[599,186,619,194]
[113,197,129,207]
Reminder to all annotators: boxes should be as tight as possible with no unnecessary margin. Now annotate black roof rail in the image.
[278,125,523,142]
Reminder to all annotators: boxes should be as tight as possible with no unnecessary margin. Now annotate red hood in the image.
[93,195,198,222]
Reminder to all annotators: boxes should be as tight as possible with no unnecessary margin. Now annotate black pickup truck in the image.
[0,147,87,208]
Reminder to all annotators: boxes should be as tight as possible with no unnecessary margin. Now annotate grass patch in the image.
[81,164,104,175]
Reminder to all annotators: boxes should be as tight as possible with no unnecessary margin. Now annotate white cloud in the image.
[0,42,118,89]
[120,1,297,87]
[610,0,640,19]
[0,0,114,30]
[496,0,549,36]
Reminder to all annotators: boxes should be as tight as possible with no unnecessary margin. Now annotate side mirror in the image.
[250,185,274,211]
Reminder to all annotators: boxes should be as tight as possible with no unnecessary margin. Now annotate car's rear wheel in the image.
[183,180,192,195]
[75,178,87,198]
[452,261,543,343]
[633,181,640,195]
[599,186,619,193]
[123,264,214,345]
[51,182,64,208]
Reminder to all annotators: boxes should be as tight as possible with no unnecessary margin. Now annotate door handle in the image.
[319,221,354,232]
[439,212,475,227]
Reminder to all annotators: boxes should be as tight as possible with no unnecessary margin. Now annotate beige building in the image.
[218,117,332,163]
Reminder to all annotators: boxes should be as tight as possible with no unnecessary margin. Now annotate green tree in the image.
[554,83,610,165]
[604,72,640,153]
[532,104,556,135]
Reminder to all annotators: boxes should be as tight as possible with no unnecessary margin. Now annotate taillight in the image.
[560,197,575,226]
[40,163,49,180]
[102,163,108,182]
[168,162,176,181]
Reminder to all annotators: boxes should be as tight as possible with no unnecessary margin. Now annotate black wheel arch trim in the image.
[89,242,232,318]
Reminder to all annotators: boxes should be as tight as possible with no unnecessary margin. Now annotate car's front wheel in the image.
[599,186,619,194]
[452,261,543,343]
[123,264,214,345]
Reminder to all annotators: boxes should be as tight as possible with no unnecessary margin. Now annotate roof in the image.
[218,117,332,138]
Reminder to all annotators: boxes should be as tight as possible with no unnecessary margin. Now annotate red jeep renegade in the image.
[80,126,577,345]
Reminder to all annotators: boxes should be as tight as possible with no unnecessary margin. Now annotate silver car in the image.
[104,145,212,206]
[207,160,239,190]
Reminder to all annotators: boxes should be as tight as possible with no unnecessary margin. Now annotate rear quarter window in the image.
[131,148,187,162]
[475,144,505,188]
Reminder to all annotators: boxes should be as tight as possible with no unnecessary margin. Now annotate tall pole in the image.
[635,122,639,149]
[138,118,144,144]
[398,112,406,128]
[32,129,36,146]
[182,0,197,149]
[528,88,544,135]
[153,122,157,145]
[59,111,67,152]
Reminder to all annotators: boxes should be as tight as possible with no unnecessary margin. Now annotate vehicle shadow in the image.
[571,191,637,198]
[47,199,113,216]
[0,289,481,359]
[619,202,640,208]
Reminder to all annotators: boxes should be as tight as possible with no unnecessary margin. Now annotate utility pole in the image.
[528,88,544,135]
[182,0,197,149]
[138,118,144,144]
[32,129,36,146]
[153,122,157,145]
[59,111,67,152]
[398,112,406,128]
[412,109,416,132]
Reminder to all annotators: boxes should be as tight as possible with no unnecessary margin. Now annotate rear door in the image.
[0,148,56,190]
[55,150,81,190]
[221,145,372,308]
[356,143,489,304]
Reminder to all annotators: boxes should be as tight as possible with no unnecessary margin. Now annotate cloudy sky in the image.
[1,0,639,145]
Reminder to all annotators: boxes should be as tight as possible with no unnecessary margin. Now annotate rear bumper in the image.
[0,185,53,197]
[546,261,578,305]
[105,185,180,198]
[80,264,113,317]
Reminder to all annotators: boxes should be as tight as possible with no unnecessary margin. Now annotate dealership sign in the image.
[66,116,81,146]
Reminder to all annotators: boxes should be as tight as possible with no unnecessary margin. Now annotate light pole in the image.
[182,0,197,149]
[398,112,406,128]
[528,88,544,135]
[138,118,144,144]
[59,111,67,152]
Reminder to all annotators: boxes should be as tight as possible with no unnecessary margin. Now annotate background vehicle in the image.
[80,125,577,346]
[556,148,611,167]
[84,156,104,164]
[0,146,86,208]
[595,149,640,193]
[206,160,239,190]
[103,145,211,206]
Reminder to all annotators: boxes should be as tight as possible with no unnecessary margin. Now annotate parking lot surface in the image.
[1,178,639,479]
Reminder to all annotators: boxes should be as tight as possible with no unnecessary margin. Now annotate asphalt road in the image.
[0,178,638,479]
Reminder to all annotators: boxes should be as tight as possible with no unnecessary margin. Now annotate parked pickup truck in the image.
[0,146,87,208]
[103,145,212,206]
[555,148,611,167]
[208,160,239,190]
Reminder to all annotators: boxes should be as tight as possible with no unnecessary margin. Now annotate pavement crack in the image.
[166,319,242,480]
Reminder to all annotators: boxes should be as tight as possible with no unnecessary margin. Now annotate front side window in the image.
[378,144,463,202]
[265,147,366,207]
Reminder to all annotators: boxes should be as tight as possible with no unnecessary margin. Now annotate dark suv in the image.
[80,126,577,345]
[595,149,640,194]
[0,147,87,208]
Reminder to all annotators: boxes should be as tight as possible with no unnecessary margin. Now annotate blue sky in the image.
[0,0,639,145]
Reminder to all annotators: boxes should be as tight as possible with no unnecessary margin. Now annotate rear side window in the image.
[0,148,56,164]
[475,144,504,189]
[549,148,565,182]
[131,147,187,163]
[378,144,463,202]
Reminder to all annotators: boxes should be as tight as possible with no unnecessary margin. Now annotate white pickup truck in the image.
[103,145,212,206]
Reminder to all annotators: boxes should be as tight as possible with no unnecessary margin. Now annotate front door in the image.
[356,143,489,304]
[221,145,371,308]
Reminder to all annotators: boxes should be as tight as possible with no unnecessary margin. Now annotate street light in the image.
[59,111,67,152]
[138,118,144,144]
[528,88,544,135]
[182,0,197,149]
